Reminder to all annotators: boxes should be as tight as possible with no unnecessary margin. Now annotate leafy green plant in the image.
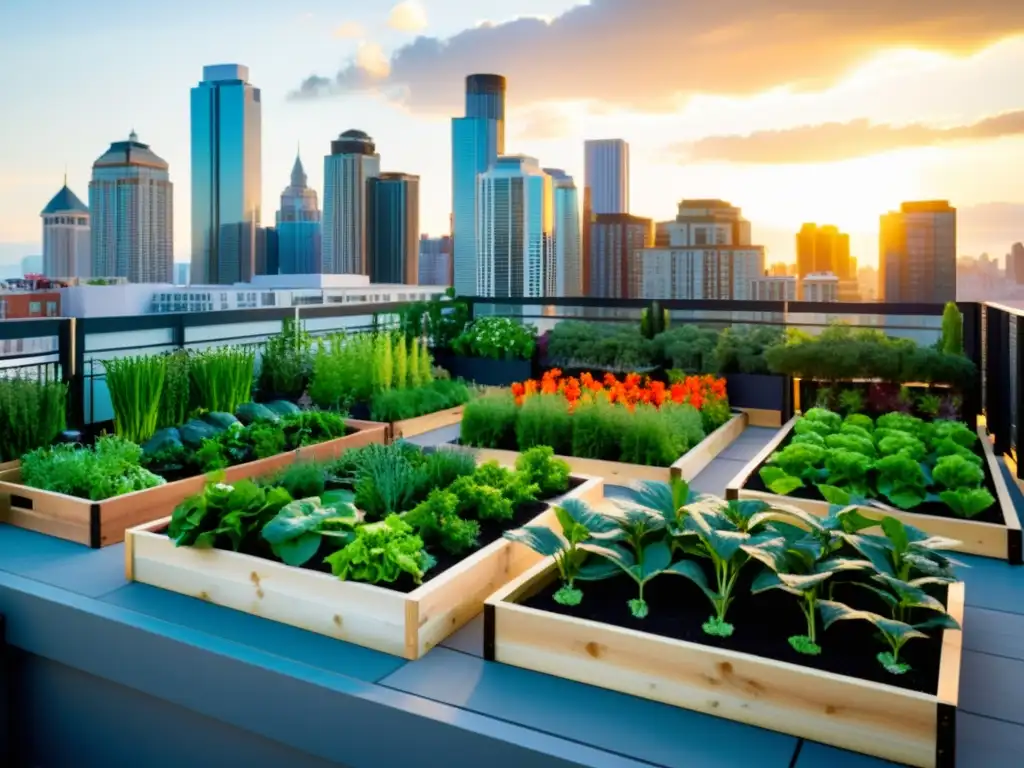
[453,317,537,360]
[169,478,293,551]
[712,325,783,375]
[504,498,622,605]
[939,302,964,356]
[262,496,360,566]
[654,325,717,373]
[21,436,164,501]
[325,514,435,585]
[404,488,480,554]
[837,389,864,415]
[515,394,573,455]
[258,318,312,400]
[104,354,166,444]
[514,445,571,498]
[0,375,67,462]
[586,504,670,618]
[545,321,657,372]
[344,443,422,519]
[370,379,471,422]
[190,346,256,414]
[459,392,519,448]
[639,300,669,339]
[157,351,191,429]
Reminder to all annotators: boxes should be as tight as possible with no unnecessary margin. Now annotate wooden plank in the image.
[725,414,798,500]
[671,413,748,481]
[392,406,465,440]
[489,558,958,768]
[937,582,965,707]
[739,408,782,428]
[126,472,604,659]
[0,460,19,473]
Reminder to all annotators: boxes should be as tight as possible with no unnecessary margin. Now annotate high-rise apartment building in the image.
[41,182,90,279]
[90,131,173,283]
[632,246,765,300]
[543,168,582,297]
[368,173,420,284]
[190,64,262,285]
[322,130,380,275]
[256,227,279,276]
[584,139,629,215]
[419,236,452,286]
[276,152,322,274]
[451,74,506,296]
[796,223,852,279]
[879,201,957,303]
[477,156,554,298]
[802,272,839,302]
[587,213,652,298]
[1008,242,1024,284]
[664,199,752,247]
[752,275,797,301]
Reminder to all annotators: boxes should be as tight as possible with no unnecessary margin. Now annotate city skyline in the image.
[2,1,1024,269]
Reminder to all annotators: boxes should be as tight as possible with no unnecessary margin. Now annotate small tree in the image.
[940,302,963,357]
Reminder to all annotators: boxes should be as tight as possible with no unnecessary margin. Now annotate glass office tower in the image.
[368,173,420,284]
[451,74,506,297]
[190,64,262,285]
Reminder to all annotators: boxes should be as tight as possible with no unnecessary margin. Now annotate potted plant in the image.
[449,317,537,386]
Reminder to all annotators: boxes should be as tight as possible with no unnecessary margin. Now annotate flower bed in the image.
[485,488,964,768]
[126,444,604,659]
[726,408,1021,562]
[0,416,386,548]
[454,370,745,483]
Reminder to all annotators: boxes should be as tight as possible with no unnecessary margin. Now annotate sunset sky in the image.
[1,0,1023,269]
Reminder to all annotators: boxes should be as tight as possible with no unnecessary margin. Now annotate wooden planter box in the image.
[389,405,466,440]
[448,412,748,484]
[0,421,387,549]
[0,460,18,473]
[484,558,964,768]
[725,416,1022,563]
[125,474,606,660]
[724,373,788,427]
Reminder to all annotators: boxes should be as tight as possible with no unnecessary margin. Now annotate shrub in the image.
[570,399,630,461]
[652,325,718,373]
[459,392,519,448]
[545,321,657,371]
[514,394,573,455]
[712,325,783,375]
[258,318,312,401]
[0,376,67,462]
[453,317,536,360]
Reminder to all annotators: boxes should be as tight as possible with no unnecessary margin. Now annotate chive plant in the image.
[104,354,167,444]
[190,346,256,414]
[0,375,68,462]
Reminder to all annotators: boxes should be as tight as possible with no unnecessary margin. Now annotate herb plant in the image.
[22,436,164,501]
[453,317,537,360]
[0,375,67,462]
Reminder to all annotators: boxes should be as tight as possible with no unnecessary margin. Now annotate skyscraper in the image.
[41,182,90,279]
[543,168,582,297]
[879,201,957,303]
[451,74,506,296]
[90,131,174,283]
[478,156,554,298]
[796,223,851,279]
[1008,242,1024,284]
[368,173,420,284]
[419,235,452,285]
[584,139,629,215]
[276,152,321,274]
[587,214,653,298]
[323,130,380,274]
[190,64,262,285]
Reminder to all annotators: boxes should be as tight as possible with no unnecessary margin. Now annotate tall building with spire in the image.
[190,64,262,284]
[451,74,506,296]
[323,130,380,274]
[276,150,321,274]
[41,180,91,279]
[89,131,174,283]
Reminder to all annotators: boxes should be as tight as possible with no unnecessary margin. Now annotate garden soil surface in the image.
[522,566,945,694]
[743,421,1005,526]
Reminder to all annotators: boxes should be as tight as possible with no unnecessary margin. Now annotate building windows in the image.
[28,301,41,316]
[46,301,58,317]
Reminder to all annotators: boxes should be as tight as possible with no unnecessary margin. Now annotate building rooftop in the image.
[40,184,88,216]
[92,131,169,170]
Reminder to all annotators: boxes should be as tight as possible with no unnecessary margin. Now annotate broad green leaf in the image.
[576,556,623,582]
[885,489,925,510]
[759,466,790,486]
[872,573,946,613]
[777,571,832,592]
[750,569,786,595]
[272,531,322,567]
[261,500,334,545]
[847,581,899,609]
[741,534,788,570]
[503,525,565,556]
[881,517,910,554]
[815,556,873,574]
[663,559,718,601]
[684,507,747,561]
[625,478,694,524]
[767,476,804,496]
[833,506,880,534]
[762,501,826,532]
[817,484,851,507]
[562,498,621,535]
[321,489,356,512]
[818,600,927,642]
[639,540,672,579]
[580,542,634,568]
[914,613,961,632]
[728,499,771,524]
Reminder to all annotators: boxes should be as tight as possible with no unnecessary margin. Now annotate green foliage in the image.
[190,346,256,414]
[545,321,657,372]
[156,351,191,430]
[653,326,717,373]
[262,496,360,566]
[347,443,422,519]
[22,435,165,501]
[713,326,783,375]
[258,318,312,400]
[458,392,519,448]
[168,478,292,551]
[396,288,470,350]
[639,301,670,340]
[940,302,964,356]
[453,317,537,360]
[515,394,574,455]
[404,489,480,555]
[369,379,471,422]
[765,323,976,388]
[0,375,67,462]
[325,515,435,585]
[104,354,167,444]
[514,445,571,497]
[760,407,995,518]
[700,395,732,434]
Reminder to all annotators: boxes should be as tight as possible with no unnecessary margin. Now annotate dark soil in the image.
[522,565,945,694]
[743,422,1005,526]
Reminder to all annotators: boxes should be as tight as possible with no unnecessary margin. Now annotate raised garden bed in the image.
[126,465,605,660]
[450,411,748,484]
[485,556,963,768]
[0,421,386,548]
[726,414,1021,563]
[723,373,788,427]
[445,355,532,388]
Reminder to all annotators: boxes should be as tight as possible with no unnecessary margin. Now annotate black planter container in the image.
[447,355,532,387]
[724,373,788,413]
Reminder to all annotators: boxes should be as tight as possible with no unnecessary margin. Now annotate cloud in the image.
[513,105,573,141]
[388,1,427,33]
[355,42,391,78]
[676,111,1024,164]
[286,0,1024,112]
[334,21,366,39]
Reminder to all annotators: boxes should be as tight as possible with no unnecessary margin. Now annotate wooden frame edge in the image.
[670,412,748,482]
[979,425,1023,565]
[725,415,799,500]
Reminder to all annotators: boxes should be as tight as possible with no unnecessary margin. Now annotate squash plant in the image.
[758,408,995,518]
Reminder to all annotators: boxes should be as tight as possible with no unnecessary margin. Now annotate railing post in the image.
[58,318,85,431]
[986,307,1011,454]
[1016,315,1024,473]
[958,302,982,428]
